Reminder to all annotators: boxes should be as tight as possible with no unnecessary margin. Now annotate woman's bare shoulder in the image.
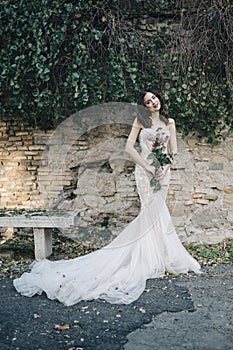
[132,117,143,129]
[168,118,176,131]
[168,118,176,125]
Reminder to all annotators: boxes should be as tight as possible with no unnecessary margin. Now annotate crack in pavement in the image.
[0,275,194,350]
[124,265,233,350]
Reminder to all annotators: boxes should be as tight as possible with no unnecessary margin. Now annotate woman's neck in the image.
[150,111,160,121]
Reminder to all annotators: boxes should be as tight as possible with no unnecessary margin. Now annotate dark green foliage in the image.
[0,0,146,127]
[167,0,233,142]
[0,0,232,141]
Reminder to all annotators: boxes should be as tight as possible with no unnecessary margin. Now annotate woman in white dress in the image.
[13,90,201,306]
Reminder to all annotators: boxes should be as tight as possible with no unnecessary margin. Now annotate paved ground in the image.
[125,265,233,350]
[0,265,232,350]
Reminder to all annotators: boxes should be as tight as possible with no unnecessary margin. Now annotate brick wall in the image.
[0,120,52,209]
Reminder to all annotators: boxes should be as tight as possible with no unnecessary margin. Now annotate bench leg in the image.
[33,228,52,260]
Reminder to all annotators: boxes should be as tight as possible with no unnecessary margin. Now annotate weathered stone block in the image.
[203,194,218,201]
[25,151,39,156]
[224,187,233,194]
[182,186,194,193]
[196,199,209,205]
[212,155,228,162]
[15,131,29,136]
[28,145,44,151]
[168,190,175,196]
[209,162,224,170]
[7,147,18,151]
[184,200,194,206]
[192,193,203,199]
[8,136,22,141]
[194,188,207,193]
[167,181,180,191]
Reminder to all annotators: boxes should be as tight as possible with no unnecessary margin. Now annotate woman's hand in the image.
[145,163,170,178]
[156,164,170,181]
[145,164,156,176]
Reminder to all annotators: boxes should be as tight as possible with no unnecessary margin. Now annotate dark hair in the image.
[137,89,169,128]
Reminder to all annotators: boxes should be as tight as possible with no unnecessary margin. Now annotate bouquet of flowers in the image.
[147,128,174,192]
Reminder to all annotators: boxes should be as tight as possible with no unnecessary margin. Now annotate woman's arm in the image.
[168,118,177,156]
[125,118,155,175]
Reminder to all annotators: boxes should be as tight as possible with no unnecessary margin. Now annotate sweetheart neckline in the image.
[140,128,170,133]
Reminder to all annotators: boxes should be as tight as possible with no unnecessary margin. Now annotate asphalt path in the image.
[0,265,232,350]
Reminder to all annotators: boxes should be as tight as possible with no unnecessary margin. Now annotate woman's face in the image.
[143,92,161,112]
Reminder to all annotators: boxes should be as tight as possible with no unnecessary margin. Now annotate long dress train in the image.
[13,127,201,306]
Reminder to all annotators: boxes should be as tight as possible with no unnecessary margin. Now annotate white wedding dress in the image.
[13,127,201,305]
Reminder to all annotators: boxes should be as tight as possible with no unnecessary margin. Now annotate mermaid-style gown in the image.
[13,128,201,305]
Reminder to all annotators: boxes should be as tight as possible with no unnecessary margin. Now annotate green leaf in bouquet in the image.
[155,148,163,157]
[150,177,161,192]
[161,157,172,165]
[150,177,158,186]
[147,153,156,160]
[151,160,160,167]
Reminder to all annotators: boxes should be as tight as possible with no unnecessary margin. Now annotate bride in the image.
[13,90,201,306]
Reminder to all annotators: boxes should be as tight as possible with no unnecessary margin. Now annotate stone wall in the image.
[0,118,232,244]
[166,136,233,244]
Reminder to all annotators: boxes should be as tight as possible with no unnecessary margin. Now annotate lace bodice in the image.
[135,127,171,210]
[139,127,170,159]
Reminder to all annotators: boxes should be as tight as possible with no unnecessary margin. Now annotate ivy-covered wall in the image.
[0,0,232,142]
[0,0,232,244]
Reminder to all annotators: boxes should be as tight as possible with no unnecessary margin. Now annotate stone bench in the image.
[0,210,80,260]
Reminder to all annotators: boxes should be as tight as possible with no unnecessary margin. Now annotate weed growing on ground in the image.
[0,230,232,279]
